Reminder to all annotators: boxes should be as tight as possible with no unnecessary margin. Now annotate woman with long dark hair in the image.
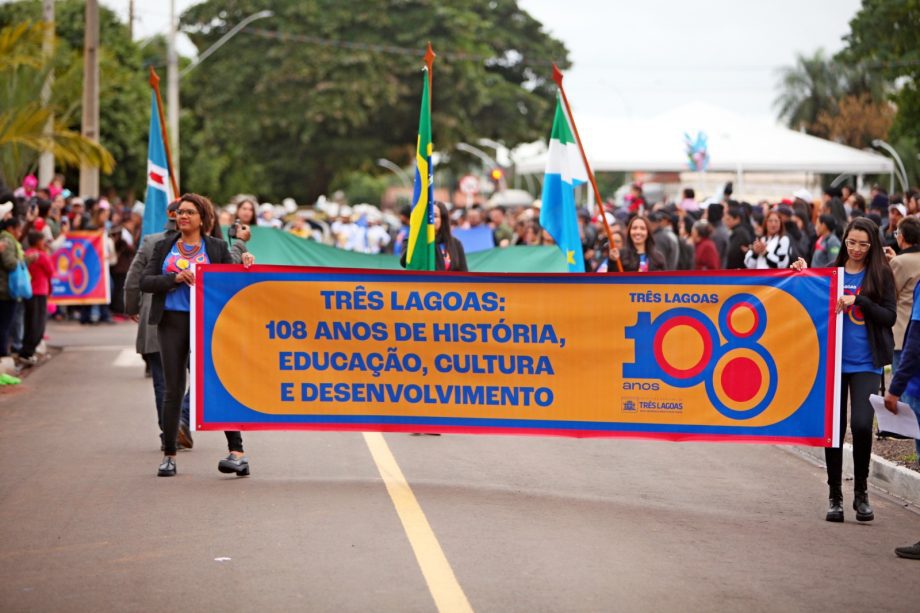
[433,201,467,271]
[615,215,664,272]
[400,201,466,436]
[235,199,258,227]
[792,217,896,522]
[400,201,468,272]
[140,193,254,477]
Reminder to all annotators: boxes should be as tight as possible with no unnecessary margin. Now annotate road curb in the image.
[782,444,920,507]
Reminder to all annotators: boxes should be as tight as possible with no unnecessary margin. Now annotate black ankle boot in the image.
[826,485,844,522]
[853,480,874,522]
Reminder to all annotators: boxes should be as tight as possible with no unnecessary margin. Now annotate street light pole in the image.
[180,10,273,78]
[872,139,909,194]
[167,8,274,186]
[456,142,498,170]
[457,142,506,193]
[376,159,411,189]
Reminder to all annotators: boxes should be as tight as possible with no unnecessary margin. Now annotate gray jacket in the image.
[653,227,680,271]
[125,232,248,355]
[125,232,165,354]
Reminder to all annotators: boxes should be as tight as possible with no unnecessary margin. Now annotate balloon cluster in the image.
[684,131,710,172]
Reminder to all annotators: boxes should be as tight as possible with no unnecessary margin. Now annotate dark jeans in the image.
[111,272,127,314]
[80,304,111,324]
[10,299,23,352]
[0,299,15,357]
[826,371,881,487]
[21,295,48,359]
[144,352,165,434]
[181,389,191,427]
[157,311,242,456]
[892,351,920,456]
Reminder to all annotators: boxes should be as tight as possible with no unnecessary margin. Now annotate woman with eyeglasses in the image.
[140,193,254,478]
[792,217,896,523]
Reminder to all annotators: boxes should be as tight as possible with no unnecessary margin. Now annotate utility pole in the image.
[79,0,100,198]
[167,0,180,184]
[128,0,134,40]
[38,0,55,187]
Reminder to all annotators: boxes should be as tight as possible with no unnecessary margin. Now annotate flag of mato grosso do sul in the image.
[142,90,174,238]
[405,67,436,271]
[540,94,587,272]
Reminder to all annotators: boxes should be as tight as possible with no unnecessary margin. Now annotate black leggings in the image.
[825,371,880,487]
[157,311,243,456]
[0,299,15,357]
[21,295,47,358]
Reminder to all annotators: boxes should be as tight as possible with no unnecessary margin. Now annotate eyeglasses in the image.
[845,239,871,250]
[894,229,901,238]
[175,208,199,217]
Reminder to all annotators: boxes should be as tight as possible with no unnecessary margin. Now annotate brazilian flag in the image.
[406,68,435,270]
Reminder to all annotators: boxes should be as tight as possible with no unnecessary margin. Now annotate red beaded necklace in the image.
[177,240,202,258]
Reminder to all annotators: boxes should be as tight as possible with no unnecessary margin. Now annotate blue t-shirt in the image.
[841,269,881,374]
[638,253,648,272]
[163,241,210,312]
[904,283,920,397]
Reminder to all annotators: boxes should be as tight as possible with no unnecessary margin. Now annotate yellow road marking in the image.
[363,432,473,613]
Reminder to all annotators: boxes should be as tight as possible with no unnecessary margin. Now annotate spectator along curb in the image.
[783,444,920,508]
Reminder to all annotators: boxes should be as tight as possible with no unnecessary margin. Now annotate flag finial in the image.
[424,42,436,72]
[552,64,563,88]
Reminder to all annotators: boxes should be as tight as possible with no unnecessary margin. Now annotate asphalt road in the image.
[1,321,919,612]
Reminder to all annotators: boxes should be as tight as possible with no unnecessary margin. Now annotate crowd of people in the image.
[2,172,920,559]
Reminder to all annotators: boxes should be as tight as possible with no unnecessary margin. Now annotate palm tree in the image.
[774,49,846,137]
[0,22,113,188]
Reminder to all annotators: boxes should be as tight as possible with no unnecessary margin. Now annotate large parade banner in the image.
[50,231,111,305]
[193,266,841,446]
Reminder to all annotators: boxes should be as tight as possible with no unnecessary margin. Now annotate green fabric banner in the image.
[235,226,568,273]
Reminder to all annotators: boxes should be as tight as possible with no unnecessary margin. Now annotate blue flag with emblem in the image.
[540,94,587,273]
[142,91,173,238]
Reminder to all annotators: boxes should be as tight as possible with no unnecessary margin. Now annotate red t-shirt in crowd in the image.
[26,248,54,296]
[694,238,721,271]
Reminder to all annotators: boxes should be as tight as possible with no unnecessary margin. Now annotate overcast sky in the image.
[107,0,864,121]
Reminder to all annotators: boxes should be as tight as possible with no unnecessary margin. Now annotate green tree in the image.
[775,47,889,146]
[774,50,849,137]
[179,0,569,203]
[840,0,920,141]
[0,21,113,187]
[838,0,920,185]
[0,0,148,195]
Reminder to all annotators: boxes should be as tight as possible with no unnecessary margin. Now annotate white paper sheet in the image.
[869,394,920,439]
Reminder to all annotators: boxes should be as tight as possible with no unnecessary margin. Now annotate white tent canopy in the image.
[513,102,894,176]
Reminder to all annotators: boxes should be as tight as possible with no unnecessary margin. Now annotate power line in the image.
[181,26,920,75]
[239,28,556,68]
[242,28,920,73]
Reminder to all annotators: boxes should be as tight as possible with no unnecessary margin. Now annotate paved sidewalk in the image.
[789,443,920,507]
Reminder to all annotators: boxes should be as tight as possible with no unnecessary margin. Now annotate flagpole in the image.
[148,66,180,199]
[424,42,435,198]
[552,64,622,272]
